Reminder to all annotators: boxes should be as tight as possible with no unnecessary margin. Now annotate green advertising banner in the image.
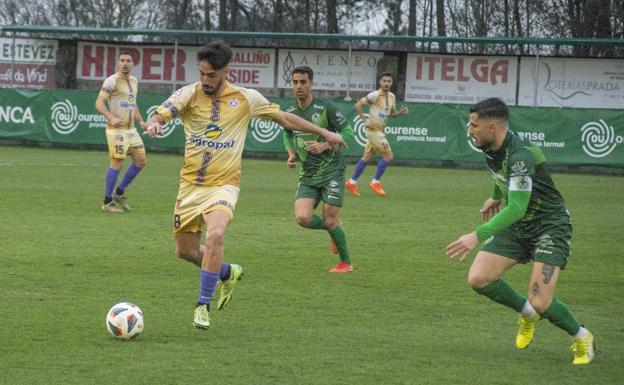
[0,88,622,168]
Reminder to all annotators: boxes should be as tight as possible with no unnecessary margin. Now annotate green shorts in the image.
[295,175,345,207]
[480,221,573,269]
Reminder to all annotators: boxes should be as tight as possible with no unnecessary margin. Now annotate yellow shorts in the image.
[106,128,145,160]
[364,130,391,154]
[173,181,240,234]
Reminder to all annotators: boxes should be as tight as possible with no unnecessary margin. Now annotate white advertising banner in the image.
[0,37,58,88]
[518,57,624,109]
[405,54,517,105]
[277,49,382,91]
[76,42,275,88]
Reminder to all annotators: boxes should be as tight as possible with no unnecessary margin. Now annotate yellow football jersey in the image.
[156,81,280,187]
[360,89,396,132]
[98,73,139,130]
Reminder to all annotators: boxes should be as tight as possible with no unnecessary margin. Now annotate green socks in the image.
[473,279,526,313]
[540,299,582,335]
[304,214,351,263]
[328,225,351,263]
[307,214,327,230]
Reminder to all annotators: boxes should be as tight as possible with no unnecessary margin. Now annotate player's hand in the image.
[364,119,371,129]
[286,154,297,168]
[109,116,123,128]
[145,122,164,138]
[323,131,347,150]
[306,141,329,154]
[399,105,409,115]
[446,231,479,261]
[480,198,501,221]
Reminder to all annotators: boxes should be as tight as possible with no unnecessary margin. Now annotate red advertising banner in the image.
[76,42,276,88]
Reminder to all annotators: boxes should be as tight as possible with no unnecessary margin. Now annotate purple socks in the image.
[351,159,367,180]
[118,164,142,192]
[105,168,120,198]
[198,270,220,305]
[375,159,389,180]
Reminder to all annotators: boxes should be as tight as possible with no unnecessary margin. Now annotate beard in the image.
[202,79,223,95]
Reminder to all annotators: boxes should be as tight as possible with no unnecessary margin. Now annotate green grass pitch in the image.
[1,146,622,384]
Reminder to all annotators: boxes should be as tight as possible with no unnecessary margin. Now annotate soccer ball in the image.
[105,302,144,340]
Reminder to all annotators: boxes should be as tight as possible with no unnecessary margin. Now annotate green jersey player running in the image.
[446,97,595,365]
[283,66,355,273]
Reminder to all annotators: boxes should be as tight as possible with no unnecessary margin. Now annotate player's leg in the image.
[294,183,325,229]
[346,147,372,196]
[175,232,203,267]
[113,136,146,211]
[321,177,352,272]
[369,137,392,196]
[530,225,594,364]
[468,251,524,310]
[192,209,232,328]
[473,229,542,347]
[323,204,352,272]
[102,129,125,212]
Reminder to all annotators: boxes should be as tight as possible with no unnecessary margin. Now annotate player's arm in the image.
[133,106,147,131]
[447,154,535,261]
[273,111,347,149]
[95,92,122,128]
[308,106,355,154]
[144,112,166,137]
[389,97,409,117]
[354,97,368,122]
[475,182,531,241]
[446,177,532,261]
[390,104,409,117]
[480,184,503,221]
[283,130,297,168]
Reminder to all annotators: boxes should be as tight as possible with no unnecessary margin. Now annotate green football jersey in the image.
[484,130,569,230]
[283,98,353,184]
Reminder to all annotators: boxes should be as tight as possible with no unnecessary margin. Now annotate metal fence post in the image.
[344,40,352,101]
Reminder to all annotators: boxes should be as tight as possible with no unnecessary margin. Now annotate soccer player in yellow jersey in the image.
[345,72,408,196]
[95,52,147,212]
[144,42,346,329]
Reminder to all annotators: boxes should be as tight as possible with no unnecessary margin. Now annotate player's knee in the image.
[467,271,490,289]
[384,154,394,162]
[135,159,146,168]
[323,217,340,230]
[205,227,226,244]
[175,245,194,260]
[528,295,553,313]
[295,214,311,228]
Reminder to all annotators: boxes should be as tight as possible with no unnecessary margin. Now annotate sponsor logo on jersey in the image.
[510,161,527,176]
[205,124,223,139]
[229,99,240,108]
[188,135,235,149]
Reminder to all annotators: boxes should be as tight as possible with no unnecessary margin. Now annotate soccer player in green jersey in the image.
[446,97,594,365]
[283,66,355,273]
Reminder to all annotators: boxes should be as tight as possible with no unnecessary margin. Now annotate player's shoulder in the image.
[507,131,545,171]
[366,90,380,101]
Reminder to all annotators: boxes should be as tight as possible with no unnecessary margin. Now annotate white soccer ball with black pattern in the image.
[106,302,144,340]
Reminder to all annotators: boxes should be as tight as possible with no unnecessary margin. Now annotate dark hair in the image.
[380,71,393,79]
[292,66,314,81]
[469,97,509,121]
[196,41,233,70]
